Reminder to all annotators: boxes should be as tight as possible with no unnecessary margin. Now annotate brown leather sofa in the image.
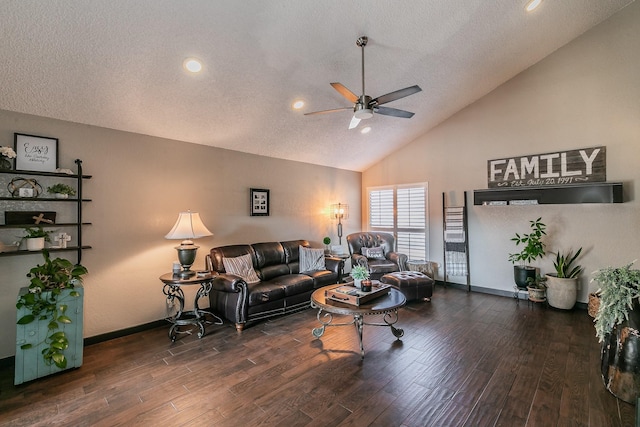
[346,232,408,280]
[206,239,343,331]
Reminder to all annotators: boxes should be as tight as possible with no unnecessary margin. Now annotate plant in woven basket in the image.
[16,250,88,368]
[591,261,640,342]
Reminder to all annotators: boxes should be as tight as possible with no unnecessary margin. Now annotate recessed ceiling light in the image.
[525,0,542,12]
[184,58,202,73]
[361,126,371,134]
[292,100,305,110]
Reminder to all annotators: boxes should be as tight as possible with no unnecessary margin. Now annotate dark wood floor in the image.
[0,286,635,426]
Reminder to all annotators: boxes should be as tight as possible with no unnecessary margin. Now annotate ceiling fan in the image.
[305,36,422,129]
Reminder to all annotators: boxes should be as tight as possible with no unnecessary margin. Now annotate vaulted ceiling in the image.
[0,1,634,171]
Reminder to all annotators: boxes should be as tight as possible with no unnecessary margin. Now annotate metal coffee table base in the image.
[311,308,404,358]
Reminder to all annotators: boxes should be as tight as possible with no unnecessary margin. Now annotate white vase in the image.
[545,274,578,309]
[54,193,69,199]
[354,278,362,289]
[26,237,45,251]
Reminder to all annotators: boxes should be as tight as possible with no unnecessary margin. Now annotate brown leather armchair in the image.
[346,232,407,280]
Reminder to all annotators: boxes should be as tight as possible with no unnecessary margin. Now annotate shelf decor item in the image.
[46,183,76,199]
[7,177,42,198]
[22,226,53,251]
[0,145,16,170]
[14,133,58,172]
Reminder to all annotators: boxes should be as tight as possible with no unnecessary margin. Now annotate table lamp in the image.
[165,210,213,278]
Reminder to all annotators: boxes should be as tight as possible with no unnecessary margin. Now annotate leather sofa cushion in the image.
[248,281,287,306]
[278,274,314,296]
[247,274,314,306]
[261,264,290,281]
[281,239,309,264]
[305,270,338,288]
[367,259,398,274]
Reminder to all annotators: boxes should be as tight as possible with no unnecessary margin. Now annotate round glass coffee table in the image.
[310,283,406,358]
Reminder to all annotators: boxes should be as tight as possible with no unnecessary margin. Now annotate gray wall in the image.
[363,2,640,301]
[0,114,361,359]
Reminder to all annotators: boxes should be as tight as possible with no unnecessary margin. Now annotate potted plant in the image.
[592,261,640,403]
[323,236,331,255]
[22,226,53,251]
[351,265,370,289]
[16,250,88,371]
[0,145,16,170]
[508,217,546,288]
[47,183,76,199]
[545,248,583,309]
[526,274,547,302]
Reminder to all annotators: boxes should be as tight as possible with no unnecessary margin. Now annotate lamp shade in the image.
[330,203,349,220]
[165,211,213,241]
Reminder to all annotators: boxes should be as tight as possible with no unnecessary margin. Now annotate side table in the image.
[328,253,350,282]
[159,272,223,341]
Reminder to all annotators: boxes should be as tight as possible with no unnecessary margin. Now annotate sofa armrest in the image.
[323,256,343,274]
[212,273,247,293]
[387,252,408,271]
[352,253,369,268]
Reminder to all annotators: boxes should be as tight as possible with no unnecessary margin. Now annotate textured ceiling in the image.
[0,1,634,171]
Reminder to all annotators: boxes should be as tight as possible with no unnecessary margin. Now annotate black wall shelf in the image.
[473,182,623,205]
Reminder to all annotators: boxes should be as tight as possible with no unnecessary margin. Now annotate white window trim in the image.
[366,182,429,261]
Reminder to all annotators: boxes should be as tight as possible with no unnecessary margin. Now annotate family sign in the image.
[487,146,606,188]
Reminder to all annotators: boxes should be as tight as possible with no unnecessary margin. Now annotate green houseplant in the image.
[323,236,331,254]
[22,226,54,251]
[545,248,583,310]
[351,265,370,289]
[592,261,640,342]
[47,183,76,198]
[16,250,88,369]
[591,261,640,403]
[526,274,547,302]
[508,217,546,288]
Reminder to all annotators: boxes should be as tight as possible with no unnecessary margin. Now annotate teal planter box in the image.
[14,285,84,385]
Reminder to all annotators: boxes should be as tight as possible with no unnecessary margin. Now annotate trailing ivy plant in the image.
[591,261,640,342]
[16,250,88,368]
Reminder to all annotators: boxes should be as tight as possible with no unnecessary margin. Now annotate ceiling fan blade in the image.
[304,107,352,116]
[331,83,359,103]
[374,106,415,118]
[348,115,361,129]
[373,85,422,106]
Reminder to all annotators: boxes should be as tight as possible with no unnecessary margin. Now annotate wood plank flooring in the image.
[0,286,635,426]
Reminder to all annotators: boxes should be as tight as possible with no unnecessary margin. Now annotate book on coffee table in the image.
[325,283,391,306]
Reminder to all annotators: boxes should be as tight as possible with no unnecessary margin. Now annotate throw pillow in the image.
[362,246,385,260]
[299,246,326,272]
[222,254,260,284]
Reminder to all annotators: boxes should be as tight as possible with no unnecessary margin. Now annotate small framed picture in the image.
[250,188,270,216]
[14,133,59,172]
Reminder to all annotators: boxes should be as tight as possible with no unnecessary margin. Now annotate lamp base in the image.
[178,269,196,279]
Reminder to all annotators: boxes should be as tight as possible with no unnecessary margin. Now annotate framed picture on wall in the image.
[250,188,270,216]
[14,133,59,172]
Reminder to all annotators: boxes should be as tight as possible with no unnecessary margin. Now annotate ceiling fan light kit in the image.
[305,35,422,129]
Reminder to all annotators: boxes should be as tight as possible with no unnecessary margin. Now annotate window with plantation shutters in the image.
[367,183,428,261]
